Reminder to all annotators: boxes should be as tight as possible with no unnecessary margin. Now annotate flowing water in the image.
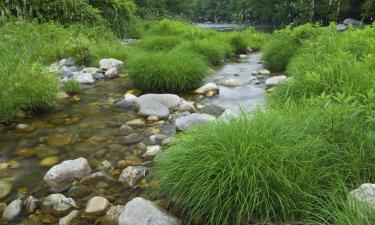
[0,52,267,224]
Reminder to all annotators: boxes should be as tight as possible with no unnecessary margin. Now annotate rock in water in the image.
[265,75,288,89]
[194,83,219,95]
[142,145,161,159]
[84,196,110,216]
[43,157,92,192]
[99,58,124,70]
[178,101,196,113]
[222,79,243,87]
[118,166,147,188]
[59,210,80,225]
[24,196,40,214]
[136,94,182,118]
[118,197,181,225]
[175,113,216,131]
[102,205,125,225]
[2,199,22,221]
[42,194,77,216]
[105,67,119,78]
[73,72,95,84]
[0,180,12,200]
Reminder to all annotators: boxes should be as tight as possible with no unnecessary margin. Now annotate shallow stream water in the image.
[0,52,267,224]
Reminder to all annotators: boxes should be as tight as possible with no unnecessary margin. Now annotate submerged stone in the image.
[2,199,22,221]
[0,180,12,200]
[118,166,147,188]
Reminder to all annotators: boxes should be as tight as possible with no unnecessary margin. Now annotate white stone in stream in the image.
[59,210,80,225]
[105,67,119,78]
[265,75,288,89]
[118,197,181,225]
[57,92,69,99]
[72,72,95,84]
[124,93,138,103]
[194,83,219,95]
[16,124,29,131]
[136,94,182,119]
[2,199,22,221]
[118,166,147,188]
[81,67,104,80]
[99,58,124,70]
[348,183,375,211]
[85,196,110,216]
[43,157,92,192]
[222,79,243,87]
[175,113,216,131]
[42,194,77,215]
[142,145,161,158]
[258,69,271,75]
[239,54,247,59]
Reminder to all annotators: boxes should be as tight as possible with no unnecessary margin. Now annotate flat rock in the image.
[119,133,143,145]
[42,194,77,216]
[0,180,12,200]
[43,157,92,192]
[59,210,80,225]
[265,75,287,89]
[2,199,22,221]
[85,196,109,216]
[99,58,124,70]
[194,83,219,95]
[175,113,216,131]
[118,166,147,188]
[81,67,103,79]
[118,197,181,225]
[73,72,95,84]
[126,119,145,127]
[198,105,226,118]
[222,79,243,87]
[257,69,271,76]
[136,94,182,119]
[142,145,161,158]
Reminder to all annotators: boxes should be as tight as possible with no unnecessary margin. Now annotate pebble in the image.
[222,79,243,87]
[142,146,161,159]
[117,160,143,169]
[59,209,80,225]
[24,196,40,214]
[47,134,72,147]
[119,124,133,135]
[42,193,77,216]
[40,156,59,167]
[126,119,145,127]
[16,148,36,158]
[119,133,144,145]
[15,124,35,133]
[0,163,10,170]
[148,134,167,145]
[147,115,159,121]
[194,83,219,95]
[0,180,12,200]
[2,199,22,221]
[102,205,124,225]
[118,166,147,188]
[84,196,110,216]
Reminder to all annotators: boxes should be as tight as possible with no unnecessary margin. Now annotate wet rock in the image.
[160,125,177,136]
[40,156,59,167]
[102,205,124,225]
[178,101,196,113]
[47,134,72,147]
[0,162,10,170]
[257,69,271,76]
[348,183,375,211]
[126,119,145,127]
[84,196,110,216]
[24,196,40,214]
[147,115,159,122]
[105,67,119,78]
[194,83,219,95]
[118,197,181,225]
[118,166,147,188]
[81,67,103,80]
[222,79,243,87]
[42,194,77,216]
[59,210,79,225]
[124,93,138,103]
[60,58,75,67]
[15,124,35,133]
[99,58,124,70]
[0,180,12,200]
[43,157,92,192]
[265,75,287,89]
[198,105,226,118]
[16,148,36,158]
[117,160,143,169]
[80,172,116,186]
[67,185,90,199]
[175,113,216,131]
[57,92,70,99]
[72,72,95,84]
[239,54,247,59]
[2,199,22,221]
[115,100,135,110]
[142,146,161,159]
[119,125,133,135]
[343,18,365,28]
[136,94,182,119]
[97,160,113,172]
[149,134,167,145]
[119,133,143,145]
[337,24,347,32]
[60,66,77,78]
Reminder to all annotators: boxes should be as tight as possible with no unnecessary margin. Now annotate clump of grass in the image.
[62,80,81,95]
[138,35,183,52]
[262,37,298,71]
[226,32,248,54]
[154,102,375,224]
[127,49,209,93]
[63,35,93,66]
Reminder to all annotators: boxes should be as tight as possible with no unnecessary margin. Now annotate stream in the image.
[0,52,267,224]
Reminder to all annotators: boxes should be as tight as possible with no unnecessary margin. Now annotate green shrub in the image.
[138,35,182,51]
[227,32,248,54]
[62,80,81,95]
[154,103,375,224]
[262,37,298,71]
[241,28,269,50]
[127,49,208,93]
[63,36,93,66]
[176,39,229,65]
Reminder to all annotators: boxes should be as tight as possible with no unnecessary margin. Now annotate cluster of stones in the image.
[337,18,366,32]
[49,57,124,85]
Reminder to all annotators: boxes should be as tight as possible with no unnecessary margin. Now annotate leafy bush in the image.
[62,80,81,95]
[138,35,183,51]
[63,36,93,66]
[262,37,298,71]
[154,102,375,224]
[127,49,208,93]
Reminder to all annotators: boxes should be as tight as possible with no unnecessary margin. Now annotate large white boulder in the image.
[118,197,181,225]
[99,58,124,70]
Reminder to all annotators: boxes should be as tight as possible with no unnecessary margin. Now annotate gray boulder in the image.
[2,199,22,221]
[72,72,95,84]
[99,58,124,70]
[136,94,182,118]
[81,67,104,80]
[118,197,181,225]
[175,113,216,131]
[43,157,92,192]
[60,66,78,78]
[348,183,375,211]
[343,18,365,28]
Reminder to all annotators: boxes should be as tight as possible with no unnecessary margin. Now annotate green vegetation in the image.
[138,36,183,52]
[62,80,81,95]
[127,50,208,93]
